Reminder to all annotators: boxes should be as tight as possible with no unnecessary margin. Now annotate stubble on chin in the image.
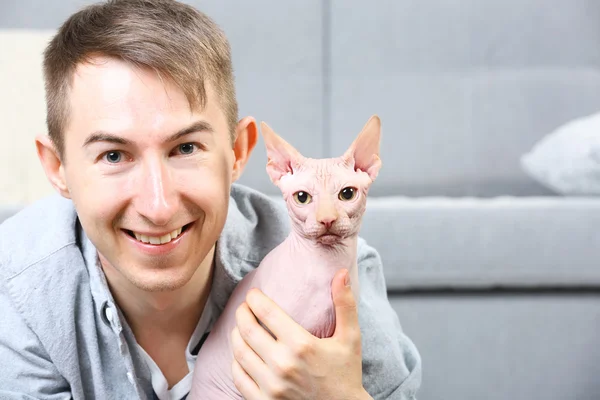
[97,251,192,293]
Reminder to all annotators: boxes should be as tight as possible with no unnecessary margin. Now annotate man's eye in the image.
[104,151,123,163]
[177,143,197,155]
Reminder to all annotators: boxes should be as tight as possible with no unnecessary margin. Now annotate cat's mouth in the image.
[317,232,342,245]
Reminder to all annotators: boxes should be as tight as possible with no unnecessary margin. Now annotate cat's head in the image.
[260,115,382,244]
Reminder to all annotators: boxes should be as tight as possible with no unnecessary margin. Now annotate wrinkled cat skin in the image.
[189,115,382,399]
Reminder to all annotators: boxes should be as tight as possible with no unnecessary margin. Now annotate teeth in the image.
[160,233,171,244]
[132,226,185,245]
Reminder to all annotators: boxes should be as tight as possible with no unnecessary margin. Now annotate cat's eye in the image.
[293,191,312,204]
[339,187,357,201]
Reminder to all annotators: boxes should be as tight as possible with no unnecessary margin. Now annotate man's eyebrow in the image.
[83,132,130,147]
[165,120,214,143]
[82,120,214,148]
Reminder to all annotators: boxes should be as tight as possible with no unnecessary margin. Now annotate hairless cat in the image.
[189,115,382,399]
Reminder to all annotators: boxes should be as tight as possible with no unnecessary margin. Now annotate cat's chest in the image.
[251,243,340,336]
[258,244,335,288]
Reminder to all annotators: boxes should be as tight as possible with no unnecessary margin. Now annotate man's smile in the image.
[122,222,194,248]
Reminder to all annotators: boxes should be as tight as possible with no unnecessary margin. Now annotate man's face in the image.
[59,56,237,292]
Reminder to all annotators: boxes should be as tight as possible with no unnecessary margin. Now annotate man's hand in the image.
[230,269,372,400]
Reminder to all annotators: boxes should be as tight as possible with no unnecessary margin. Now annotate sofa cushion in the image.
[360,196,600,290]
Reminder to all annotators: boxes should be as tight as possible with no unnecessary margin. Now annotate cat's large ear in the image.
[343,115,382,181]
[261,121,304,185]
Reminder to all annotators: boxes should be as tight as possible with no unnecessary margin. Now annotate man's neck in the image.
[100,246,216,388]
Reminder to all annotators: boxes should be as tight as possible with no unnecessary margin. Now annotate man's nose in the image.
[136,159,178,226]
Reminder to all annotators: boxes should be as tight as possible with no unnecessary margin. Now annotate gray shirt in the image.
[0,183,421,399]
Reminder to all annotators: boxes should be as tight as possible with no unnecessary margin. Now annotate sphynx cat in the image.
[189,115,382,399]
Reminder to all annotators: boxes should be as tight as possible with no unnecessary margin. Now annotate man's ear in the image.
[35,134,71,198]
[342,114,382,181]
[231,116,258,182]
[260,121,304,185]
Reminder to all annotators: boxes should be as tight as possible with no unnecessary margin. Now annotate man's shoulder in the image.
[0,194,79,279]
[229,183,287,221]
[223,183,290,262]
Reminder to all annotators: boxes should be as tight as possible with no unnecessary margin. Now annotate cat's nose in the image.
[319,217,336,230]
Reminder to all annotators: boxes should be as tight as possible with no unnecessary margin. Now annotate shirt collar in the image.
[80,224,124,334]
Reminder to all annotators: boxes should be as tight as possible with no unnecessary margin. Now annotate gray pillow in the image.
[520,112,600,195]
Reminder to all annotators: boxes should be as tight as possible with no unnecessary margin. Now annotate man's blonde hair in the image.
[43,0,238,158]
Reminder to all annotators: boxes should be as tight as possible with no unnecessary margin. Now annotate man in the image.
[0,0,421,399]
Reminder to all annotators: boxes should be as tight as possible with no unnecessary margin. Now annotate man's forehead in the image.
[70,63,214,121]
[62,56,227,142]
[72,57,188,109]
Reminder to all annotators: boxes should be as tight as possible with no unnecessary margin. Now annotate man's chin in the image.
[124,266,195,293]
[99,252,197,293]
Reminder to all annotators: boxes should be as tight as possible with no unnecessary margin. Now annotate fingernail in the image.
[344,270,351,287]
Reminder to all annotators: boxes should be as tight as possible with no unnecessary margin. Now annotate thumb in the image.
[331,269,361,346]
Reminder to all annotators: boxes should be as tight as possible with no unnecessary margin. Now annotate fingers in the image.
[331,269,361,347]
[235,300,279,363]
[231,358,262,400]
[230,326,270,390]
[233,299,308,398]
[244,288,310,346]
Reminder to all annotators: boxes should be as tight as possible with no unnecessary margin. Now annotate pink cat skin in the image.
[189,115,382,399]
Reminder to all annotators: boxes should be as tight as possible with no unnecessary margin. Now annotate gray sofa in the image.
[3,1,600,399]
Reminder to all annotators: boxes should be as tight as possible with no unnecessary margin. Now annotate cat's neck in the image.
[283,229,361,299]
